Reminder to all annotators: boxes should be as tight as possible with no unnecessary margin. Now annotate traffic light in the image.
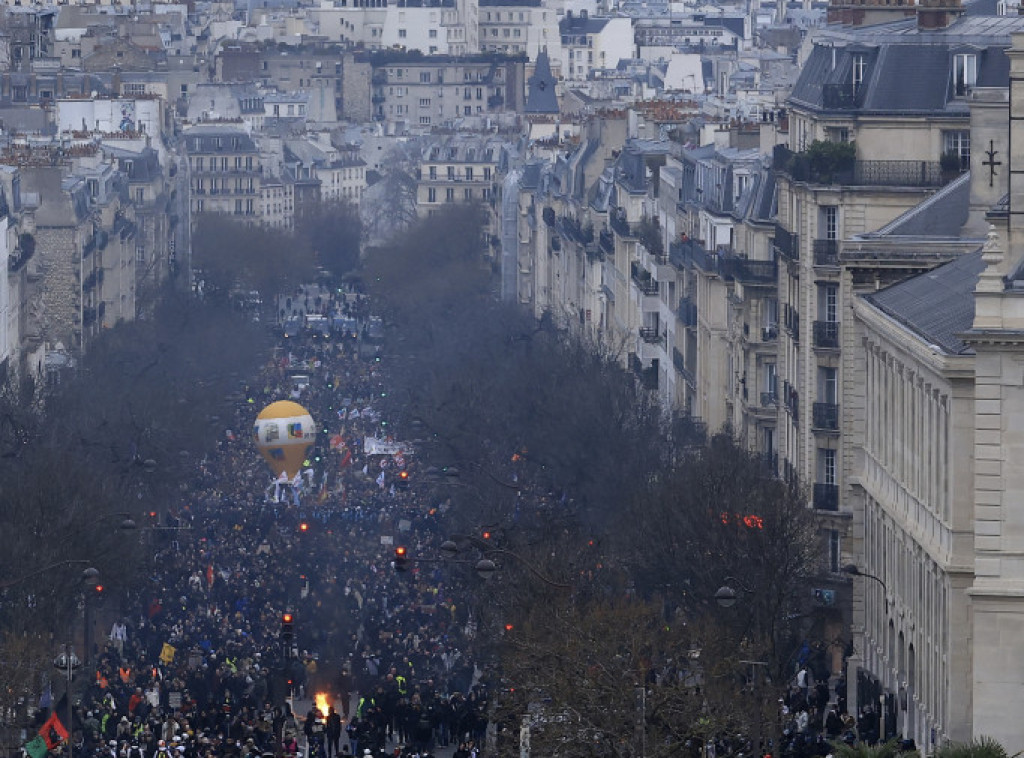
[394,546,410,572]
[281,612,294,644]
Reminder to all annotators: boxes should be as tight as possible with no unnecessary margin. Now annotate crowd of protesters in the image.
[34,285,490,758]
[19,284,891,758]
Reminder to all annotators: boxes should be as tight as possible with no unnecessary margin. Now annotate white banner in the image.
[364,437,409,456]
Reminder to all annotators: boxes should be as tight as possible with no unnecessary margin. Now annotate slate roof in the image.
[862,248,984,354]
[788,17,1024,115]
[525,50,559,114]
[559,15,611,34]
[869,171,971,237]
[520,161,542,190]
[706,15,746,39]
[753,171,776,222]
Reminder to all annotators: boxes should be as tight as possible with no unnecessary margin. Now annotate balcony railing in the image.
[599,229,614,254]
[761,326,778,342]
[813,402,840,431]
[813,483,839,511]
[813,320,840,349]
[821,83,866,110]
[773,222,799,261]
[610,213,637,239]
[727,255,777,284]
[672,347,686,375]
[760,391,778,407]
[639,327,663,345]
[558,216,593,246]
[8,235,34,272]
[774,145,948,188]
[678,297,697,327]
[669,239,725,275]
[813,239,840,267]
[784,385,799,418]
[783,303,800,342]
[631,262,659,296]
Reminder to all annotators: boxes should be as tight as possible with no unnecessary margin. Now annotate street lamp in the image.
[843,564,890,741]
[843,564,887,595]
[713,577,769,757]
[714,585,738,608]
[439,534,571,589]
[38,566,100,746]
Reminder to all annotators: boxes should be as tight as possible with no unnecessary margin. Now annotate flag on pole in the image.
[159,643,176,664]
[24,735,49,758]
[39,712,68,750]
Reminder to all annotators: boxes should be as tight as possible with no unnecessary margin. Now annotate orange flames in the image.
[315,692,331,719]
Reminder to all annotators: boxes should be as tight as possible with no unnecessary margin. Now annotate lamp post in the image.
[438,535,571,589]
[843,564,889,742]
[715,579,769,758]
[2,562,99,741]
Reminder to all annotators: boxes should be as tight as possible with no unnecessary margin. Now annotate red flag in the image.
[206,564,214,589]
[39,712,68,749]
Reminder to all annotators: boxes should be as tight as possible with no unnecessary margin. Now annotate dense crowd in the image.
[20,285,889,758]
[36,286,490,758]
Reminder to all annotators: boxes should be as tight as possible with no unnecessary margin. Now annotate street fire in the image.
[315,693,331,719]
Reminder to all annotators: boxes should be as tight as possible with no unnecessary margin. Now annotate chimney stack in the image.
[917,0,962,30]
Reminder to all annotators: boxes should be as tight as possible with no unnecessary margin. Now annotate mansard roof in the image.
[863,248,984,355]
[789,17,1024,116]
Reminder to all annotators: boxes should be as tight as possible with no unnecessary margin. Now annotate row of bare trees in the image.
[0,290,272,737]
[0,198,361,734]
[363,204,821,757]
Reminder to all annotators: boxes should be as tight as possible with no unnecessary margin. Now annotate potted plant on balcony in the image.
[940,150,964,180]
[805,140,856,184]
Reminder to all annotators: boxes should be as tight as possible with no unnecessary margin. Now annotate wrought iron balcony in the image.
[813,239,840,267]
[813,320,840,349]
[8,235,34,272]
[678,297,697,327]
[610,213,637,239]
[821,83,865,110]
[813,402,840,431]
[784,386,799,418]
[639,327,663,345]
[631,262,659,296]
[773,222,799,261]
[761,326,778,342]
[760,391,778,407]
[783,304,800,342]
[599,229,614,254]
[813,483,839,511]
[774,145,948,188]
[725,252,777,284]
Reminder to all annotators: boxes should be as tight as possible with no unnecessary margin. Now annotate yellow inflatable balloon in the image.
[254,400,317,478]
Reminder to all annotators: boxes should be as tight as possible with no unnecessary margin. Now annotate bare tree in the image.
[361,145,420,245]
[191,214,315,302]
[294,199,363,281]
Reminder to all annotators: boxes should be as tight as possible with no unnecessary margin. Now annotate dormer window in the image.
[954,53,977,96]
